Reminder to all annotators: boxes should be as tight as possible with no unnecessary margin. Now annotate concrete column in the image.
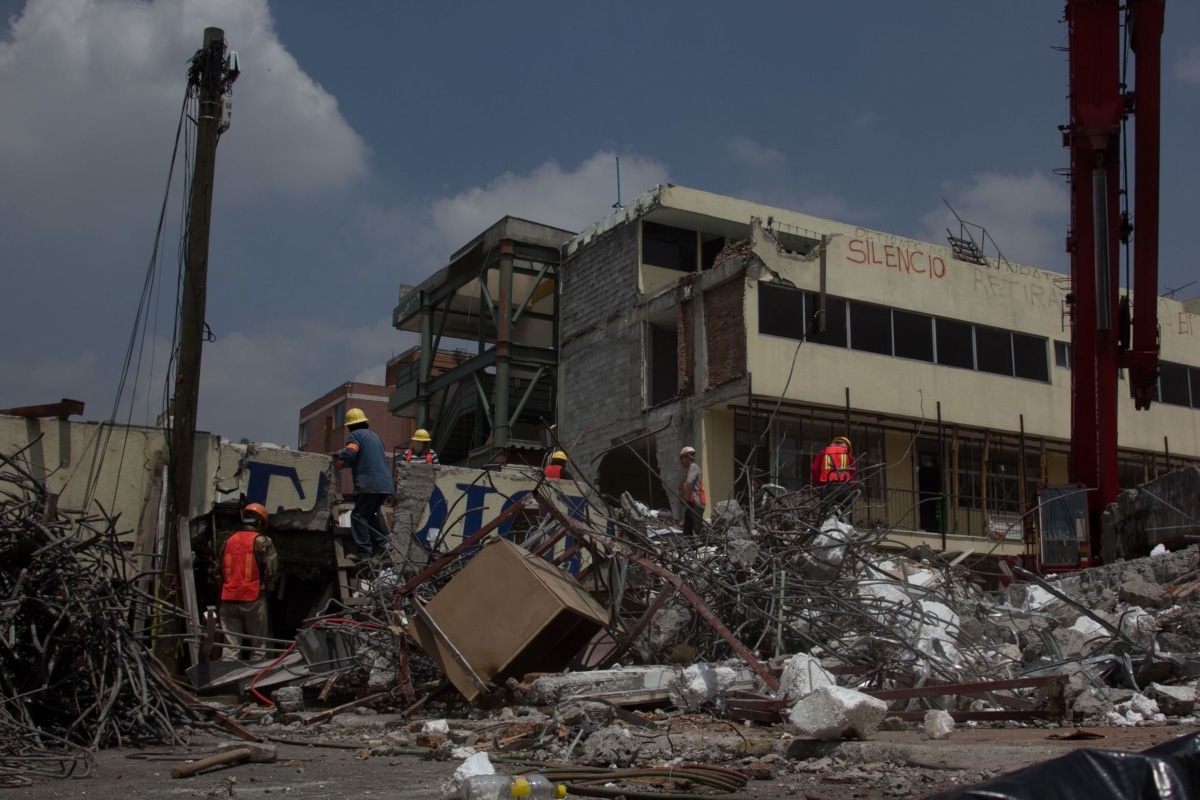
[493,241,514,451]
[416,297,432,429]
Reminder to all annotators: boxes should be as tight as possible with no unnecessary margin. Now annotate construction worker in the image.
[403,428,440,464]
[679,446,706,536]
[812,436,857,509]
[337,408,394,560]
[219,503,278,662]
[543,450,569,480]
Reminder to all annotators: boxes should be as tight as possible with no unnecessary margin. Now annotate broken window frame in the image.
[757,284,807,340]
[646,320,679,408]
[641,221,698,272]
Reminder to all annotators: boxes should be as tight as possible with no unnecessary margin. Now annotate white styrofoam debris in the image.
[450,746,478,760]
[453,751,494,781]
[923,709,955,739]
[1151,544,1168,556]
[787,685,888,740]
[778,653,837,701]
[424,718,450,735]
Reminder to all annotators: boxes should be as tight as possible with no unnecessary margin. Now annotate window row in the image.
[1055,340,1200,411]
[758,285,1050,382]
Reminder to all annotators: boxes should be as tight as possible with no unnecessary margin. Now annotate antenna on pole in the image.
[613,156,623,210]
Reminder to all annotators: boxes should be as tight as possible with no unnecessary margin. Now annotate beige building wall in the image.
[0,416,335,545]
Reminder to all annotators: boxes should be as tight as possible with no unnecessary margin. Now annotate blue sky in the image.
[1,0,1198,445]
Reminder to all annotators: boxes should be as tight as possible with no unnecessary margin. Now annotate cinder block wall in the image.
[559,223,641,476]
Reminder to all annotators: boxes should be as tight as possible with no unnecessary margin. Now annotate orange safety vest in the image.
[404,447,435,463]
[221,530,262,602]
[544,464,563,480]
[681,471,707,505]
[818,444,854,484]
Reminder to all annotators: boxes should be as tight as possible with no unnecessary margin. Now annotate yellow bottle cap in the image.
[555,784,567,799]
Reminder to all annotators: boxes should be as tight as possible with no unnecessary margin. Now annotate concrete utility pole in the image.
[171,27,237,523]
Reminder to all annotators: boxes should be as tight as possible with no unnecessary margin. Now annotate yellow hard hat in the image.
[412,428,432,442]
[832,436,852,449]
[344,408,368,426]
[551,450,568,462]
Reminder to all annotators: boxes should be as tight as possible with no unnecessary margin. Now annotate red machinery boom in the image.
[1064,0,1163,562]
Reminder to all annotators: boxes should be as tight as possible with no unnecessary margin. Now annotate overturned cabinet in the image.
[409,538,608,701]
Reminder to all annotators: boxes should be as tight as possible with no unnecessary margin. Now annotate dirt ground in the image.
[7,724,1197,800]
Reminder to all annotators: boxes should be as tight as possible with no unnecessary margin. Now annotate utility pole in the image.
[170,27,237,525]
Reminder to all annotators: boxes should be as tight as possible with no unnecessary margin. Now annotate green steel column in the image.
[416,297,431,429]
[493,241,514,452]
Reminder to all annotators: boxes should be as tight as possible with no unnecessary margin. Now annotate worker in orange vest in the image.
[811,436,857,509]
[679,446,707,536]
[543,450,569,480]
[403,428,440,464]
[219,503,278,662]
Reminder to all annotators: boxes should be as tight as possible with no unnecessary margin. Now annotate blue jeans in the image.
[350,493,391,556]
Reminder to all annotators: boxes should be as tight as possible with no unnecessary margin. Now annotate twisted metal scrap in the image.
[0,448,194,786]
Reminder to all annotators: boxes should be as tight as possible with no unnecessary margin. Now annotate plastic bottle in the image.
[456,774,566,800]
[511,774,567,800]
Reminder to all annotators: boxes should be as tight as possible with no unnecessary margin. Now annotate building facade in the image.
[557,185,1200,557]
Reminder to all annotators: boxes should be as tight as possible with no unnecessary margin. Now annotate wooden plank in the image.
[176,515,202,667]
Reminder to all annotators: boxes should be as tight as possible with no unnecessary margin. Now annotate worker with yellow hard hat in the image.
[337,408,394,561]
[403,428,440,465]
[543,449,569,480]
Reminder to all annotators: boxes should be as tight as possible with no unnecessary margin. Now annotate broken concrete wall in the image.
[392,463,600,568]
[211,441,334,531]
[1102,468,1200,562]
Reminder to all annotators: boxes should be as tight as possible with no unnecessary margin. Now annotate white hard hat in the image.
[680,446,696,458]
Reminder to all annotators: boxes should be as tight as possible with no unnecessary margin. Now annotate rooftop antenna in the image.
[1163,280,1196,299]
[613,156,623,210]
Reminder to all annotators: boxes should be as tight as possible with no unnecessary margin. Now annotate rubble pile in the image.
[286,477,1200,749]
[0,449,194,785]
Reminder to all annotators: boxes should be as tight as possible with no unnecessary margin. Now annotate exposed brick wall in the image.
[705,279,747,387]
[677,299,694,397]
[298,383,416,496]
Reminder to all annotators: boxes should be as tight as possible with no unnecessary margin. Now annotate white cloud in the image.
[921,171,1068,272]
[850,110,878,130]
[727,135,787,168]
[362,150,670,275]
[0,0,368,238]
[199,316,414,445]
[1176,44,1200,85]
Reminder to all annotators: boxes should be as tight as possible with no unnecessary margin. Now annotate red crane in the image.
[1064,0,1163,563]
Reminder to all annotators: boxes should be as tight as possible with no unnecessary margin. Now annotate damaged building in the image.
[553,185,1200,561]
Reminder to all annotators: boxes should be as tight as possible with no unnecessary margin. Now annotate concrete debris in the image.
[924,709,955,740]
[778,653,837,701]
[1146,682,1197,716]
[580,724,641,767]
[787,686,888,740]
[668,663,739,710]
[271,686,304,713]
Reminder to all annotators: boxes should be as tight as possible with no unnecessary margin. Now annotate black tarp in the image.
[927,731,1200,800]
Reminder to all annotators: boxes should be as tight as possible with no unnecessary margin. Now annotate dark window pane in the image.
[849,302,892,355]
[936,318,974,369]
[1054,340,1071,369]
[758,284,806,340]
[648,323,678,406]
[700,233,725,270]
[975,326,1014,376]
[1160,362,1190,407]
[642,221,697,271]
[893,310,934,362]
[1191,368,1200,410]
[807,294,847,348]
[1013,334,1050,382]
